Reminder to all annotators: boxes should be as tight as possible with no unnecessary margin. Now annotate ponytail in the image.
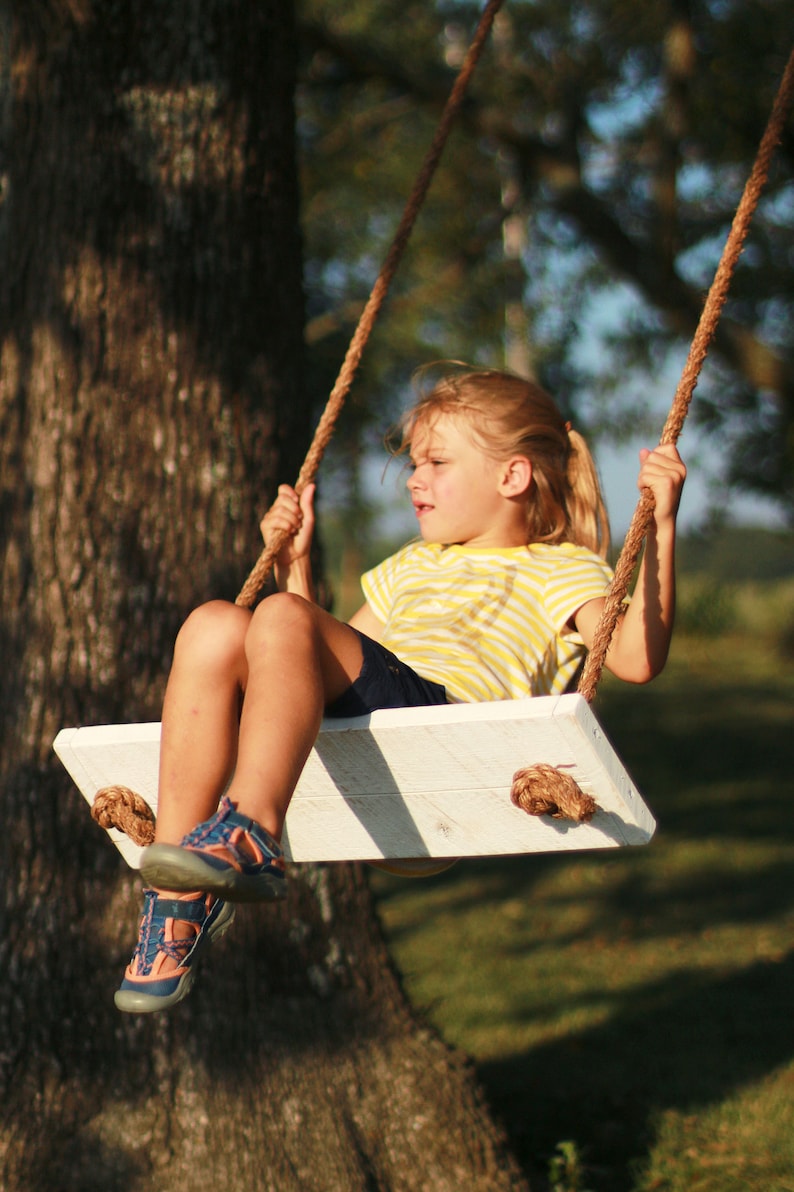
[565,429,610,559]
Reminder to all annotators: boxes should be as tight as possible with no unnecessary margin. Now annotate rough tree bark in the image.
[0,4,528,1189]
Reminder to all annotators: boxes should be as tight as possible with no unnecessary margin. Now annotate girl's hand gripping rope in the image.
[260,483,316,598]
[637,444,687,526]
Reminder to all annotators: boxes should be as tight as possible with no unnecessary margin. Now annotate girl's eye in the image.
[407,457,444,470]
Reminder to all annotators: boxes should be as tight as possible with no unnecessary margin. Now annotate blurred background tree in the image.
[294,0,793,571]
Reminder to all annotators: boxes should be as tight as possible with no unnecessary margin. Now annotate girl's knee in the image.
[174,600,250,670]
[250,592,314,631]
[246,593,318,651]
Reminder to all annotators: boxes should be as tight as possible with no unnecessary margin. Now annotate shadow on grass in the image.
[484,675,794,1189]
[478,949,794,1192]
[374,666,794,1190]
[377,671,794,930]
[597,674,793,830]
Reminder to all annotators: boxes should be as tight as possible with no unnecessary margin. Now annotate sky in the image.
[595,432,789,538]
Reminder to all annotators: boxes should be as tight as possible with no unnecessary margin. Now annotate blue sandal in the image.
[140,796,287,904]
[115,889,234,1014]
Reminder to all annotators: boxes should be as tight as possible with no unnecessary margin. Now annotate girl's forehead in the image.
[409,410,470,451]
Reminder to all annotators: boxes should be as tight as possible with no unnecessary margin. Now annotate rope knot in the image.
[510,763,598,823]
[92,785,155,847]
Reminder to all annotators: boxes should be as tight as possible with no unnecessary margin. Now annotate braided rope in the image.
[576,41,794,706]
[511,43,794,821]
[235,0,505,608]
[92,785,155,847]
[91,1,504,843]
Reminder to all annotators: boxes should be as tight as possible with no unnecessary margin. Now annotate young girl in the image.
[115,367,686,1013]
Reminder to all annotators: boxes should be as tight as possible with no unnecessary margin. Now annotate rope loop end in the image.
[92,785,156,847]
[511,763,598,823]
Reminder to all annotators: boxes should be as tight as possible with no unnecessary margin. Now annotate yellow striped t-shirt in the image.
[361,541,614,703]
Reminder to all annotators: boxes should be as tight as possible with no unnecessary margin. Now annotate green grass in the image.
[371,592,794,1191]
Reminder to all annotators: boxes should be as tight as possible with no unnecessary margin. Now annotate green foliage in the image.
[678,526,794,582]
[295,0,794,515]
[676,525,794,642]
[549,1140,594,1192]
[778,612,794,659]
[676,577,738,637]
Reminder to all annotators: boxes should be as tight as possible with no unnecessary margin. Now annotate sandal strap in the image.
[150,895,208,923]
[181,796,281,860]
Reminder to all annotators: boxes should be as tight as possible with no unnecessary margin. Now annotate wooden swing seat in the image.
[54,693,655,869]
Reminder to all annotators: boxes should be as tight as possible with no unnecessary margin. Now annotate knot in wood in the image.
[92,785,156,847]
[510,763,598,823]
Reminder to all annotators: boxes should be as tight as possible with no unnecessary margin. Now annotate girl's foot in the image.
[140,796,287,904]
[115,889,234,1014]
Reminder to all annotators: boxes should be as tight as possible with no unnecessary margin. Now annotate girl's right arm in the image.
[259,483,317,601]
[260,484,386,641]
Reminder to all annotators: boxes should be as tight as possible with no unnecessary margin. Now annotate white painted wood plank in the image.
[53,694,655,868]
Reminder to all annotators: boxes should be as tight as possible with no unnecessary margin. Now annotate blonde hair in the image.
[398,366,610,558]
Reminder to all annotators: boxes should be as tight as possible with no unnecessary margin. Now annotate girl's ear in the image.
[499,456,532,497]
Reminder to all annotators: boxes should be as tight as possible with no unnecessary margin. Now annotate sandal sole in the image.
[140,843,286,904]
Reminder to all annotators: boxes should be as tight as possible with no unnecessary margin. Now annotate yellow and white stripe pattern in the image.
[362,541,614,703]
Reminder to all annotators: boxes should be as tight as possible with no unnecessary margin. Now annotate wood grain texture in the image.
[54,693,655,866]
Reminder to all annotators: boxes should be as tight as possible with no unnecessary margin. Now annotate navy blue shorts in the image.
[325,630,447,718]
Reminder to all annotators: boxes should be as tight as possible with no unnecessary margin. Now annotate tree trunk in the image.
[0,4,527,1188]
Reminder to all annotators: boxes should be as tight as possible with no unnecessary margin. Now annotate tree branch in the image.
[298,15,793,407]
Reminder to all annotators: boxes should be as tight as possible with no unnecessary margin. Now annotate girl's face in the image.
[406,413,528,548]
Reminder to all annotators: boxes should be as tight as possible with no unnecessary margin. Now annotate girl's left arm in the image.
[574,444,687,684]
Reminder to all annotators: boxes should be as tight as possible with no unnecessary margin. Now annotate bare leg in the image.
[154,600,252,845]
[119,594,363,1009]
[153,593,364,845]
[224,593,364,839]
